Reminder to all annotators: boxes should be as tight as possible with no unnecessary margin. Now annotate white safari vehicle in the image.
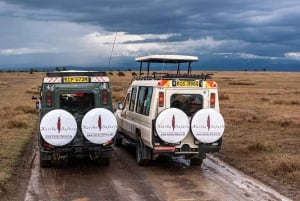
[115,55,225,166]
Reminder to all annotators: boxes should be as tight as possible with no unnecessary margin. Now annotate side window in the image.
[129,88,137,111]
[144,87,153,115]
[123,92,130,108]
[136,86,153,116]
[136,87,146,114]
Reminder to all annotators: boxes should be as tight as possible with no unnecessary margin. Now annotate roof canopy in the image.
[135,55,199,63]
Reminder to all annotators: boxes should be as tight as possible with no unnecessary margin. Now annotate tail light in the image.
[73,93,84,97]
[103,139,114,146]
[159,92,164,107]
[210,93,215,108]
[43,142,54,149]
[46,91,52,106]
[102,89,108,104]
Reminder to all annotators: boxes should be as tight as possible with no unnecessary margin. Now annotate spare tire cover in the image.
[81,108,117,144]
[191,108,225,143]
[40,109,77,146]
[155,108,190,143]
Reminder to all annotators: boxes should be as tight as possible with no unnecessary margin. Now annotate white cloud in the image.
[239,53,278,60]
[284,52,300,60]
[0,47,59,55]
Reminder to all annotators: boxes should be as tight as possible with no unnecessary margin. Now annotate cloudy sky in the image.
[0,0,300,70]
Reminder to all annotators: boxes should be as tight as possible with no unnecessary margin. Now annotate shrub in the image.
[247,141,268,152]
[219,93,229,100]
[269,154,300,175]
[6,118,28,129]
[15,105,38,114]
[260,97,270,102]
[228,82,256,86]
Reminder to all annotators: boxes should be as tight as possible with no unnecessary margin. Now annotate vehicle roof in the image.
[135,55,199,63]
[46,70,107,77]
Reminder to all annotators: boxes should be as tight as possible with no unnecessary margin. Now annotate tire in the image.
[190,158,203,166]
[40,152,51,168]
[95,157,110,166]
[114,131,123,147]
[136,137,150,166]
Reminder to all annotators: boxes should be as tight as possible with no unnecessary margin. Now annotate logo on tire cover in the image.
[81,108,117,144]
[40,109,77,146]
[191,108,225,143]
[155,108,190,144]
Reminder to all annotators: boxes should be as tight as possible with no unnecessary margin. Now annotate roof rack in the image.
[135,55,199,76]
[133,72,213,81]
[46,71,107,77]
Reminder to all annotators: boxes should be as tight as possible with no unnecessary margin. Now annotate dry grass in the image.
[212,71,300,200]
[0,72,42,197]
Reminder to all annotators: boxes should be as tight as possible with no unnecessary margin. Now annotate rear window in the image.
[170,94,203,116]
[60,92,94,114]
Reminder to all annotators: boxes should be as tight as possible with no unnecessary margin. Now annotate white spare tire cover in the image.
[191,108,225,143]
[40,109,77,146]
[81,108,117,144]
[155,108,190,143]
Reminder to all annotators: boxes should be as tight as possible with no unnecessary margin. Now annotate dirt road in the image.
[24,142,291,201]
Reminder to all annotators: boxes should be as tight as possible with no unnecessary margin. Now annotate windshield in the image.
[59,92,94,114]
[170,94,203,116]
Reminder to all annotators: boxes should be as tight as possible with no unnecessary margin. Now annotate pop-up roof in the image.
[135,55,199,76]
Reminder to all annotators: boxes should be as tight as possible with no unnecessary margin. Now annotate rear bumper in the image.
[40,145,113,159]
[152,140,222,158]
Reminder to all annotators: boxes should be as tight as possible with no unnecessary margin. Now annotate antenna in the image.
[108,32,118,69]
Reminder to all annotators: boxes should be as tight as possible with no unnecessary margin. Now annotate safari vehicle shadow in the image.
[117,142,195,169]
[43,157,111,169]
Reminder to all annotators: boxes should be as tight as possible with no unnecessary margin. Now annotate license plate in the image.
[176,80,199,87]
[63,76,89,83]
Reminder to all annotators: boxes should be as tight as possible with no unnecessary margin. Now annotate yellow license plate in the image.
[63,76,89,83]
[176,80,199,87]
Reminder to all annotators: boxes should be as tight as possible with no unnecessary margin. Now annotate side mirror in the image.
[35,101,41,110]
[32,96,41,100]
[118,103,124,110]
[32,96,41,110]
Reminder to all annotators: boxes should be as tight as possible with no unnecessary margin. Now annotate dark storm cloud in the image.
[1,0,300,69]
[3,0,300,43]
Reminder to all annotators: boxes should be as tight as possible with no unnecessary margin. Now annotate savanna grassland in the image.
[213,72,300,200]
[0,72,42,197]
[0,71,299,200]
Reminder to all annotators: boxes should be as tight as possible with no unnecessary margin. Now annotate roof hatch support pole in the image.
[139,62,142,76]
[177,63,180,75]
[188,61,192,75]
[147,62,150,77]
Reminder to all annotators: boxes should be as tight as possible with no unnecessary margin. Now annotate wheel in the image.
[40,159,51,168]
[190,158,203,166]
[94,157,110,166]
[136,137,150,166]
[114,131,123,147]
[40,152,51,168]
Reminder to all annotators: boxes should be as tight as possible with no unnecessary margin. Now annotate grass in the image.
[0,108,38,194]
[0,72,42,197]
[213,71,300,199]
[247,140,269,152]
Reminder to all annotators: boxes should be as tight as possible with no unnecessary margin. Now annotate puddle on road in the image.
[145,154,292,201]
